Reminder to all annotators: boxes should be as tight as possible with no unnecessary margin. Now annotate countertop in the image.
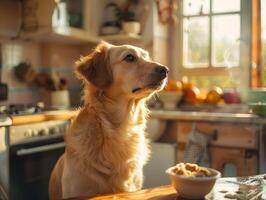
[8,108,266,126]
[150,109,266,124]
[11,109,79,125]
[0,115,12,126]
[65,175,266,200]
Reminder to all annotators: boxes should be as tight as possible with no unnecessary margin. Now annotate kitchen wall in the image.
[1,39,42,105]
[0,38,95,106]
[39,43,94,106]
[152,8,171,71]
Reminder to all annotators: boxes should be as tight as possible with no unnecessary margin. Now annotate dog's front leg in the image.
[61,161,91,198]
[129,169,144,191]
[61,157,112,198]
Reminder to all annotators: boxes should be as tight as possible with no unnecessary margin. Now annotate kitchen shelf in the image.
[18,0,146,45]
[21,26,143,44]
[100,33,143,43]
[21,26,99,44]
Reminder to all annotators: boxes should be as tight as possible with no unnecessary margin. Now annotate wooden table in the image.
[67,175,266,200]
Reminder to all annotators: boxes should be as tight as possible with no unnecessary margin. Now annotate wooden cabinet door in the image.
[177,122,258,149]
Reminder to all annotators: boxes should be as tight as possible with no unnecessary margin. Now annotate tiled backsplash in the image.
[1,40,42,105]
[0,39,94,106]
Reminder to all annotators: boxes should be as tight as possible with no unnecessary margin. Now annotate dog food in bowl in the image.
[166,163,221,199]
[173,163,213,177]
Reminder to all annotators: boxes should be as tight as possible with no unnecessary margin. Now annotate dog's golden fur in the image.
[49,42,168,200]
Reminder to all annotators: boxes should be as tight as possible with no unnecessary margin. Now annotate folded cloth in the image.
[183,123,211,167]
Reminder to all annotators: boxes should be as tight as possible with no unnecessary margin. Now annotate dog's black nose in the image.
[155,65,169,77]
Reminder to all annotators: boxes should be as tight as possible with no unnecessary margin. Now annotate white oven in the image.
[0,120,69,200]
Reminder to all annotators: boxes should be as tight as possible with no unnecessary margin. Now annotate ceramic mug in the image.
[50,90,70,108]
[122,21,141,35]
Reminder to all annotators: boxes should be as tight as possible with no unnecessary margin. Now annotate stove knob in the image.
[50,127,59,135]
[24,129,33,137]
[39,128,49,136]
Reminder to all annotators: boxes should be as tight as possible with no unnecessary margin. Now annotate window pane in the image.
[262,0,266,86]
[190,76,238,89]
[183,0,210,15]
[183,17,209,68]
[212,15,240,67]
[212,0,240,13]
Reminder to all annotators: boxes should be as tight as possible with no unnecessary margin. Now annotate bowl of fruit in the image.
[159,80,183,109]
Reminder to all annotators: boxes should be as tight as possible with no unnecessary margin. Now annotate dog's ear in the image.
[75,42,113,89]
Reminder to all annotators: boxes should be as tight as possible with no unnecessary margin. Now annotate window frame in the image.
[251,0,262,87]
[175,0,251,82]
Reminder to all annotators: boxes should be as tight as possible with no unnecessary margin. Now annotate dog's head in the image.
[76,41,168,99]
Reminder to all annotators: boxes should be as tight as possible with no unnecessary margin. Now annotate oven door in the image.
[9,137,65,200]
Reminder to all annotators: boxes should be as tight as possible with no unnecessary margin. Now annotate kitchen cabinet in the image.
[176,122,258,176]
[150,110,264,177]
[177,122,258,149]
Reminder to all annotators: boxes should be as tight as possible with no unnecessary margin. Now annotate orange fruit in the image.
[183,86,200,104]
[174,81,183,91]
[181,76,194,91]
[205,86,224,105]
[164,80,182,92]
[196,90,208,104]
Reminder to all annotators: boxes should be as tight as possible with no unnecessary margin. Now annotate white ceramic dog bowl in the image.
[159,91,183,109]
[166,166,221,199]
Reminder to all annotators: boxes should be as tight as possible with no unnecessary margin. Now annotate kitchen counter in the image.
[9,108,266,125]
[150,109,266,124]
[65,175,266,200]
[0,115,12,126]
[11,109,79,125]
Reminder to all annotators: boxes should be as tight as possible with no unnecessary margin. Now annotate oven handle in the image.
[16,142,65,156]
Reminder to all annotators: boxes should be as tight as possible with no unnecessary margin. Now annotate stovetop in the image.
[0,102,78,129]
[0,115,12,126]
[0,103,47,127]
[0,102,45,116]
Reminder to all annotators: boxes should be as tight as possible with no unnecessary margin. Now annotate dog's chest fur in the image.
[64,102,150,194]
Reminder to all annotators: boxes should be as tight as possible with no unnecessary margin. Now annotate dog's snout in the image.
[155,65,168,77]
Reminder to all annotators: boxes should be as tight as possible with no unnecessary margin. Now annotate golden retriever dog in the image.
[49,41,168,200]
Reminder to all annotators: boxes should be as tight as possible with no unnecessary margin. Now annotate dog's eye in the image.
[124,54,136,62]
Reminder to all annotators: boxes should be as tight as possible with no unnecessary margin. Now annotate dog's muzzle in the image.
[132,65,169,93]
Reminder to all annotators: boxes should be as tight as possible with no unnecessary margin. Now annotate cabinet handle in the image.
[16,142,65,156]
[212,129,218,141]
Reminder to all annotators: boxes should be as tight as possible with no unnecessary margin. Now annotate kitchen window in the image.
[183,0,240,68]
[175,0,251,88]
[251,0,266,87]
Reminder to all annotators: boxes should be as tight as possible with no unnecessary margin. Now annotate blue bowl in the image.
[248,102,266,116]
[248,89,266,103]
